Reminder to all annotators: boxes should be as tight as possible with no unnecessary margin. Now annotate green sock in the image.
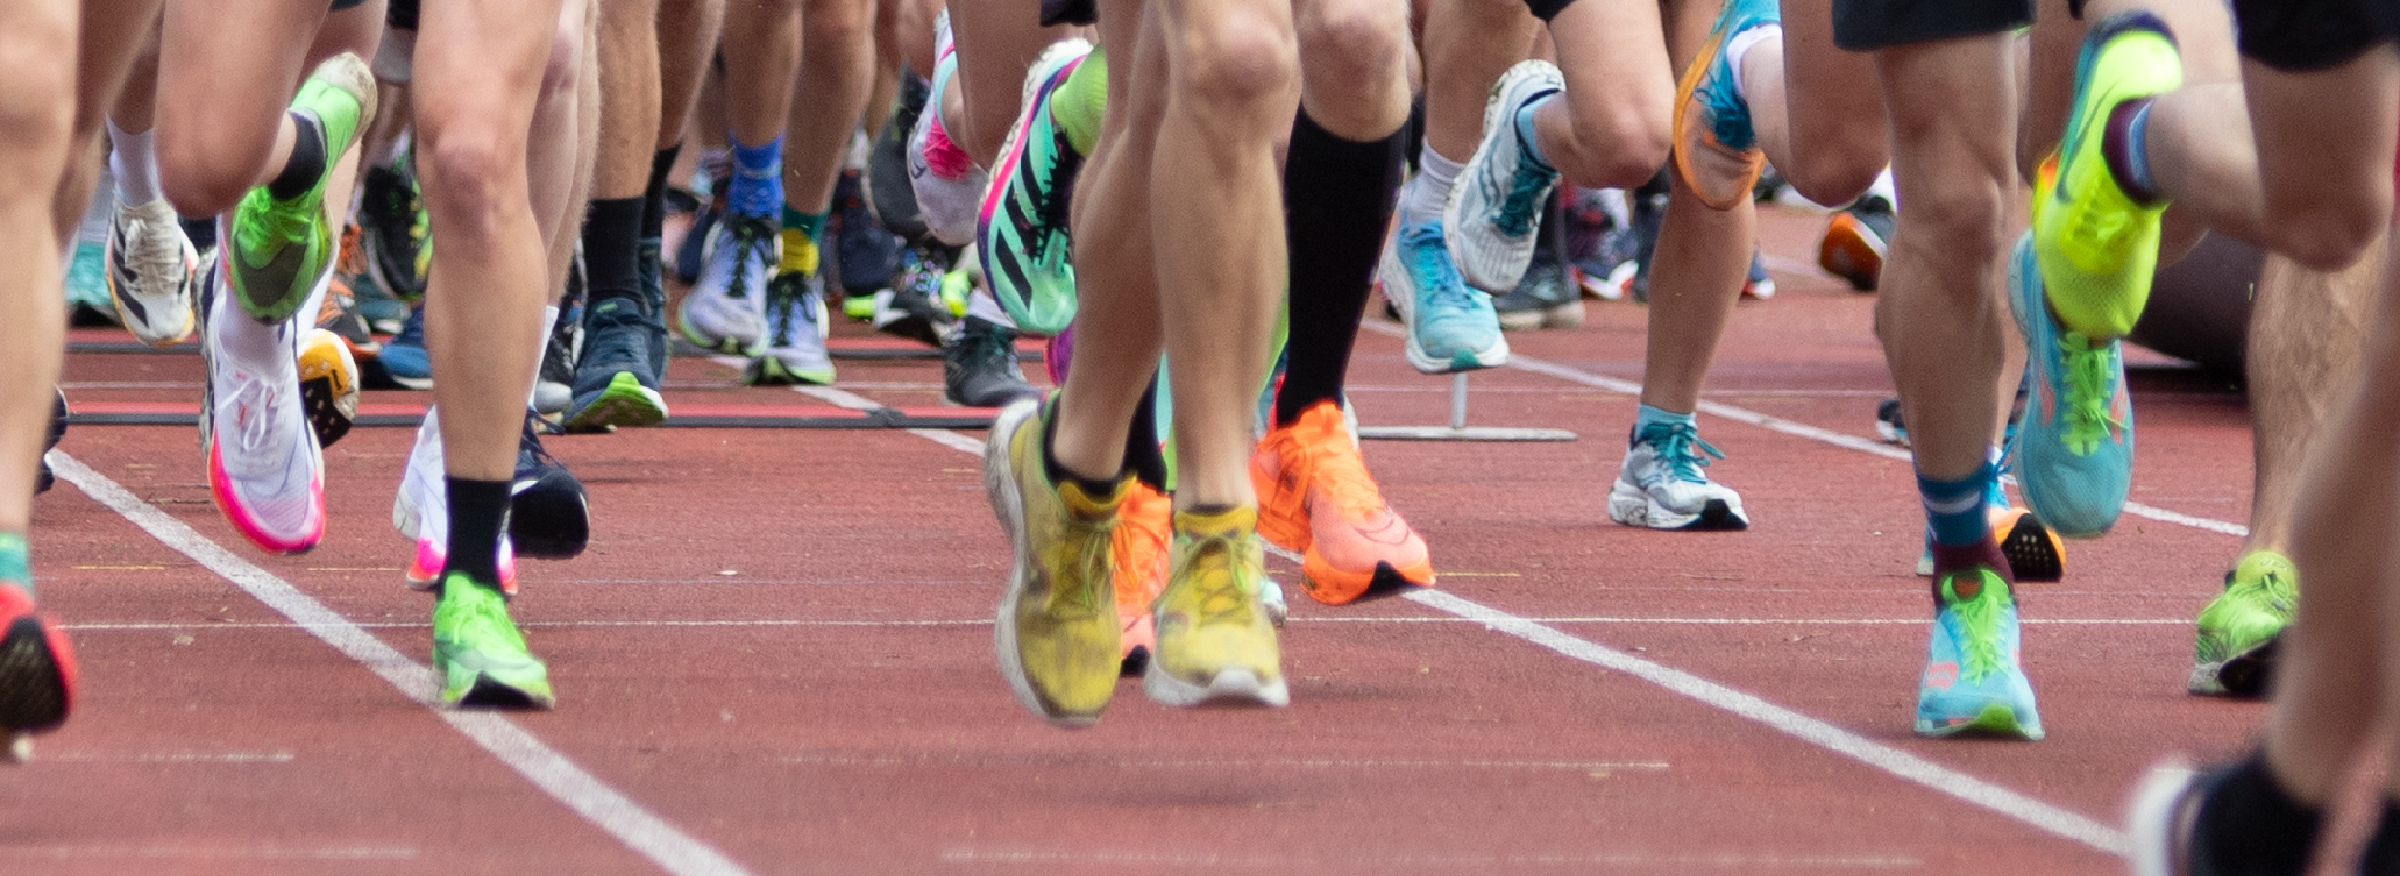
[1052,48,1108,156]
[0,531,29,600]
[779,207,825,275]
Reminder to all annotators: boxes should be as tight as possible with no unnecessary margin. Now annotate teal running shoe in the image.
[1670,0,1776,210]
[2032,13,2180,340]
[1379,220,1506,374]
[1446,60,1564,293]
[2008,231,2132,538]
[1915,566,2041,740]
[229,52,375,322]
[431,573,553,709]
[2189,551,2296,698]
[977,39,1091,336]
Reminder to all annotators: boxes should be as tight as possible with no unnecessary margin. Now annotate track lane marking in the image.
[939,848,1924,869]
[50,452,756,876]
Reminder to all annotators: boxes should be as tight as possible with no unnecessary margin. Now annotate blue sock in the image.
[1919,459,1999,547]
[1512,94,1558,173]
[0,531,28,600]
[1632,404,1694,443]
[727,135,784,220]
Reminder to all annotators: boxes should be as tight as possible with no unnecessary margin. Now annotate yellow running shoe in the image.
[985,398,1130,727]
[2032,13,2181,340]
[1144,506,1288,708]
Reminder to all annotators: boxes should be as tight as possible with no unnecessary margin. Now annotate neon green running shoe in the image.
[2032,13,2180,340]
[2189,551,2296,698]
[230,52,377,322]
[432,573,554,709]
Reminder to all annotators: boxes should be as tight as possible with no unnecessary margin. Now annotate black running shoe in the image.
[637,237,670,386]
[36,389,64,495]
[944,316,1039,407]
[509,411,589,559]
[874,243,958,347]
[359,163,428,301]
[867,72,932,242]
[831,169,899,301]
[562,295,669,433]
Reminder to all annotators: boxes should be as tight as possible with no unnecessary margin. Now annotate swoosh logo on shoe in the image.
[234,240,311,315]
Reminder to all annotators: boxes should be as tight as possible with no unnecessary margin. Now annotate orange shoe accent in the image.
[1112,481,1170,670]
[1250,401,1434,605]
[1818,212,1885,292]
[1992,506,2066,584]
[337,222,367,279]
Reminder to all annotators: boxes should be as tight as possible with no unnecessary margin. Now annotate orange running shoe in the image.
[1112,481,1171,675]
[1251,401,1434,604]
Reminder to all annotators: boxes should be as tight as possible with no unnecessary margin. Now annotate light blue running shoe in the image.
[1445,59,1565,293]
[2007,232,2132,538]
[380,303,431,390]
[1916,566,2042,740]
[1378,220,1506,374]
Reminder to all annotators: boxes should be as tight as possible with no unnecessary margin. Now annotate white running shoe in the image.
[105,199,199,346]
[745,272,836,385]
[677,216,773,353]
[1445,59,1566,293]
[199,275,325,555]
[391,408,520,595]
[1607,420,1750,530]
[909,13,989,247]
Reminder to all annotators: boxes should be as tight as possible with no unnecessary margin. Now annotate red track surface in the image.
[12,207,2261,874]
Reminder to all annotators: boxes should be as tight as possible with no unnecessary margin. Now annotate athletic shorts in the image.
[2233,0,2400,71]
[331,0,367,10]
[1041,0,1097,26]
[1832,0,2034,51]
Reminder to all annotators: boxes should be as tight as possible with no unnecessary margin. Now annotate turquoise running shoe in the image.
[2032,13,2180,340]
[229,52,375,322]
[1446,60,1564,293]
[431,574,553,709]
[1915,566,2041,740]
[977,39,1091,336]
[1378,220,1506,374]
[1670,0,1777,211]
[2008,231,2132,538]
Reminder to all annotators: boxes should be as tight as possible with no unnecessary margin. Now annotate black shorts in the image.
[1832,0,2034,51]
[331,0,367,9]
[387,0,417,31]
[1041,0,1096,26]
[2234,0,2400,71]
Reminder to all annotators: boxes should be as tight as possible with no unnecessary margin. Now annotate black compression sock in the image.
[1275,108,1404,427]
[267,112,327,202]
[2193,754,2323,876]
[443,478,513,587]
[1040,403,1126,499]
[643,144,681,241]
[583,198,645,305]
[1123,381,1169,492]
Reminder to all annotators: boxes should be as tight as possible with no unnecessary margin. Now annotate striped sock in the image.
[1919,458,1999,548]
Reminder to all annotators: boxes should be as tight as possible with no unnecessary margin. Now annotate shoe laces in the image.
[955,320,1019,374]
[436,579,527,648]
[726,218,777,300]
[1177,532,1260,627]
[1401,225,1478,312]
[216,363,302,473]
[2226,565,2296,615]
[1635,420,1725,484]
[1944,571,2009,681]
[120,208,190,292]
[1041,510,1117,620]
[1492,135,1558,237]
[2057,333,2123,455]
[764,273,819,347]
[1282,415,1387,521]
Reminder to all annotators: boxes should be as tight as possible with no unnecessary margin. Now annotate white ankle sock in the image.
[107,121,163,207]
[1401,147,1462,225]
[1722,24,1780,107]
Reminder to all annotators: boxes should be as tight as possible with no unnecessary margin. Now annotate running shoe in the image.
[315,274,382,359]
[1446,59,1565,292]
[227,52,375,322]
[563,296,670,432]
[199,278,327,555]
[1145,506,1289,708]
[1670,0,1776,211]
[1609,419,1749,530]
[2189,551,2296,698]
[745,272,835,385]
[910,12,990,246]
[834,169,900,303]
[1492,213,1585,330]
[1819,194,1894,292]
[978,39,1091,336]
[0,583,77,754]
[1992,507,2067,584]
[35,390,64,495]
[637,237,671,386]
[392,411,521,596]
[1915,565,2042,740]
[508,411,589,559]
[675,156,728,287]
[2123,760,2284,876]
[64,240,115,327]
[2008,230,2133,538]
[104,198,198,345]
[358,160,428,301]
[431,573,552,709]
[1381,221,1507,373]
[680,215,774,353]
[380,302,432,389]
[875,243,959,347]
[985,398,1130,726]
[1114,482,1171,676]
[867,69,932,242]
[297,327,360,449]
[2033,13,2181,341]
[945,316,1039,407]
[1875,397,1908,445]
[1252,401,1434,604]
[1741,250,1776,300]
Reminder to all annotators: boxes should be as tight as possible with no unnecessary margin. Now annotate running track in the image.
[12,208,2271,874]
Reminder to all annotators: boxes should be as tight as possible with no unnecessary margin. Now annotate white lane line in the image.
[0,844,419,861]
[851,414,2134,857]
[61,616,2192,632]
[49,452,755,876]
[1355,321,2251,538]
[782,754,1669,770]
[940,848,1922,869]
[1404,588,2126,855]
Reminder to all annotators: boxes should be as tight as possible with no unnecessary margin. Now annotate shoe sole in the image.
[1913,702,2044,741]
[983,399,1108,728]
[299,330,360,449]
[1607,480,1749,531]
[1668,17,1764,212]
[1997,512,2065,583]
[1819,213,1884,292]
[449,674,555,710]
[1141,663,1289,709]
[743,357,835,386]
[564,372,669,432]
[2188,635,2278,698]
[1302,559,1432,606]
[0,616,71,734]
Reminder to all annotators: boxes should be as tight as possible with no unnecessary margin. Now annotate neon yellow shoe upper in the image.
[987,400,1128,725]
[1147,507,1285,705]
[2032,17,2181,340]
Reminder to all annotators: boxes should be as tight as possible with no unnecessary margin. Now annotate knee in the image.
[417,125,517,235]
[0,29,76,195]
[2273,196,2387,272]
[803,0,873,57]
[1896,178,2009,277]
[158,128,271,217]
[1782,132,1887,208]
[1558,99,1670,188]
[1297,0,1408,102]
[1172,11,1301,116]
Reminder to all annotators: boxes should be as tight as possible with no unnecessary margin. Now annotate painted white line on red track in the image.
[1355,321,2251,538]
[50,452,756,876]
[940,848,1923,869]
[781,753,1671,771]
